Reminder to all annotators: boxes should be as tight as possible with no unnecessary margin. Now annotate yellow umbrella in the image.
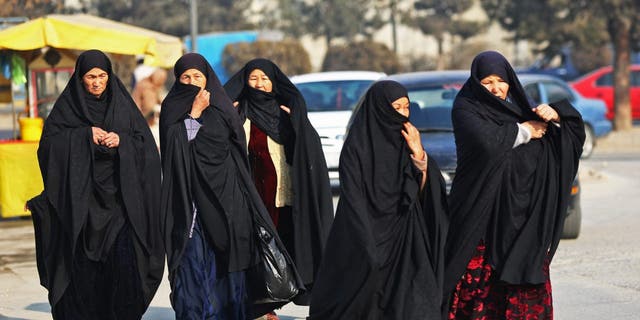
[0,14,183,68]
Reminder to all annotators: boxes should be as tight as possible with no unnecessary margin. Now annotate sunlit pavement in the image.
[1,127,638,319]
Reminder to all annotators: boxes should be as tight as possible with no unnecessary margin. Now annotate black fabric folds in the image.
[28,49,164,310]
[160,52,253,274]
[443,51,585,300]
[309,80,449,320]
[224,58,334,288]
[159,54,303,315]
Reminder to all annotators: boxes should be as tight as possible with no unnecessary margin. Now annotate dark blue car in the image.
[378,70,582,239]
[518,73,612,158]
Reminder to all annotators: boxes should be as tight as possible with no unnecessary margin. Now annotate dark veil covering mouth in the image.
[443,50,585,303]
[28,49,164,310]
[224,58,334,291]
[224,58,294,147]
[160,52,252,274]
[160,52,245,158]
[309,80,449,319]
[160,54,304,317]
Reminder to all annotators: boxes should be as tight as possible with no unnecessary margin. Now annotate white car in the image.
[291,71,386,187]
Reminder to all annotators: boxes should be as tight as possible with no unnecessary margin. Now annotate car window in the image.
[541,81,574,103]
[406,84,459,131]
[595,72,613,86]
[524,83,542,104]
[631,70,640,86]
[295,80,374,112]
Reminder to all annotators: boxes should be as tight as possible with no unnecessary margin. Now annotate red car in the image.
[570,65,640,120]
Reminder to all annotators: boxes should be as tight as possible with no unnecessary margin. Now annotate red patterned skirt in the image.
[448,242,553,320]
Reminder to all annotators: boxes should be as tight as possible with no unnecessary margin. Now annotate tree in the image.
[577,0,639,131]
[481,0,639,131]
[222,40,312,76]
[403,0,486,70]
[258,0,308,39]
[90,0,253,36]
[481,0,609,69]
[0,0,62,17]
[274,0,385,48]
[322,40,401,73]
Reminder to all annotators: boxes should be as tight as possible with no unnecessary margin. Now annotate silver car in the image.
[291,71,386,188]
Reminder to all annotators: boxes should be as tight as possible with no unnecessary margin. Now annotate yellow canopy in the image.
[0,14,183,68]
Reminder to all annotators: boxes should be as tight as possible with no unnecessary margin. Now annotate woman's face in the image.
[391,96,410,118]
[247,69,273,93]
[82,67,109,97]
[179,68,207,89]
[480,74,509,100]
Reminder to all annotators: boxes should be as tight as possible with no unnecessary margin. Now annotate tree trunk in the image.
[608,15,633,131]
[436,36,445,70]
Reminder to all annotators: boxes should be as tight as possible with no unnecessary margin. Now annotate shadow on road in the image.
[24,303,49,313]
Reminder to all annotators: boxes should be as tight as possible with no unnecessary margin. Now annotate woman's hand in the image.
[101,132,120,148]
[533,103,560,122]
[280,105,291,114]
[189,88,210,119]
[522,120,549,139]
[402,122,425,160]
[92,126,108,145]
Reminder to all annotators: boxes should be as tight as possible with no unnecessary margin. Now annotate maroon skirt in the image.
[248,123,295,258]
[448,242,553,320]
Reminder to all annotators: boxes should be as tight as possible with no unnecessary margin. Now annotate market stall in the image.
[0,14,183,218]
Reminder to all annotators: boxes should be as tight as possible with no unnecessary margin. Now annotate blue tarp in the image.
[185,31,258,83]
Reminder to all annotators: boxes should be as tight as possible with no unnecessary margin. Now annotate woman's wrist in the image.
[187,112,203,123]
[189,110,201,119]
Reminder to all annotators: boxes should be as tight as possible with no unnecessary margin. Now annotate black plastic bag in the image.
[247,224,301,305]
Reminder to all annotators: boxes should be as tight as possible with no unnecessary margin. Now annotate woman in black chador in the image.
[27,49,164,319]
[308,80,449,320]
[160,53,302,319]
[443,51,585,319]
[224,59,334,305]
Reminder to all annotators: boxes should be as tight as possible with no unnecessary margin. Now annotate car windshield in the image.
[296,80,375,112]
[407,84,461,131]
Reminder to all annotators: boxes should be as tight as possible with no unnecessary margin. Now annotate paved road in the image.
[551,150,640,319]
[1,129,638,320]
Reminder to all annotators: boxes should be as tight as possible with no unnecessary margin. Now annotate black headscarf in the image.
[309,80,449,320]
[160,53,304,316]
[224,59,334,288]
[443,51,585,300]
[160,53,244,158]
[224,58,294,146]
[28,49,164,309]
[160,52,253,273]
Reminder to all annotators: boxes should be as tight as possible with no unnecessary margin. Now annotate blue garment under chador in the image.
[171,218,247,320]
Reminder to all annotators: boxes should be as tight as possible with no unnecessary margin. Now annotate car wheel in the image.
[562,201,582,239]
[581,125,595,159]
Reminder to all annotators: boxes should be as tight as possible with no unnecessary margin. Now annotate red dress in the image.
[248,122,280,225]
[247,123,294,256]
[448,241,553,320]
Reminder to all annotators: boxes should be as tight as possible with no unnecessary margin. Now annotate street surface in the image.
[0,129,638,319]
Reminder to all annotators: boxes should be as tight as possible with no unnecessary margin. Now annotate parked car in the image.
[520,46,581,81]
[290,71,386,187]
[519,73,612,158]
[570,64,640,121]
[377,70,582,239]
